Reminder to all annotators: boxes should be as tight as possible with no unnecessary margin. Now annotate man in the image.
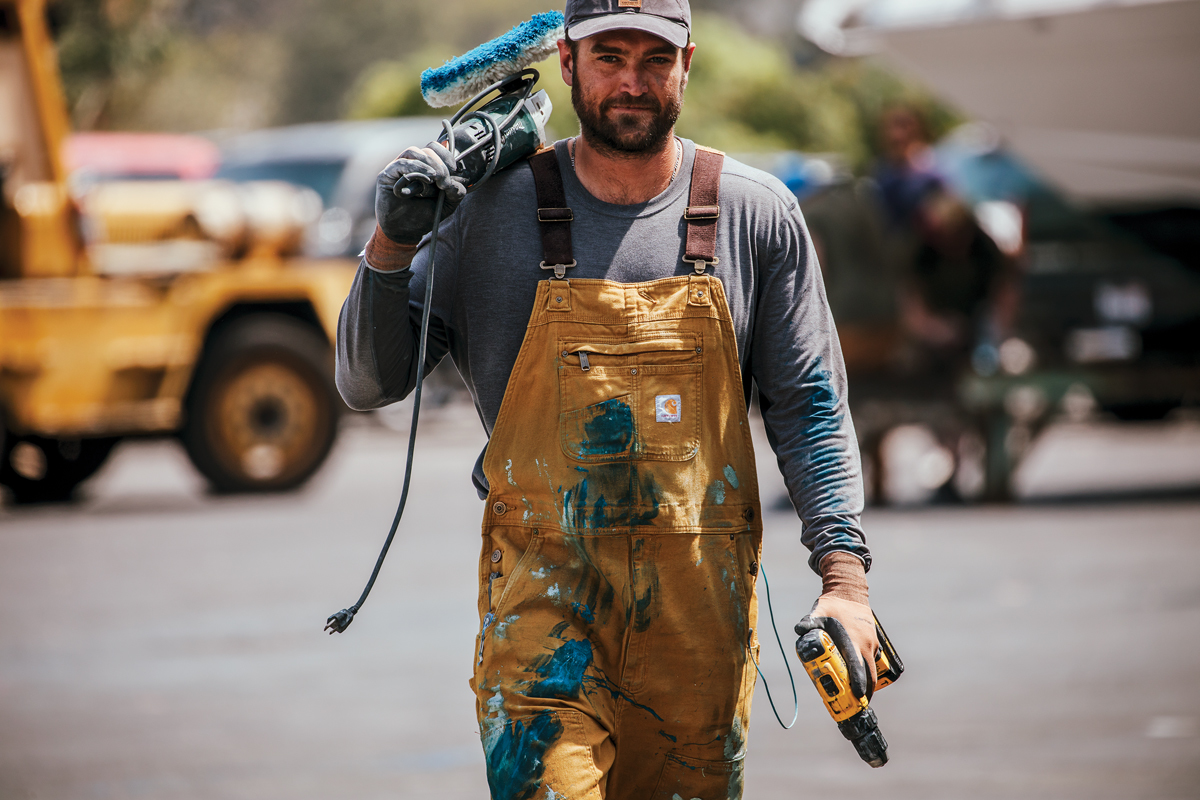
[337,1,878,796]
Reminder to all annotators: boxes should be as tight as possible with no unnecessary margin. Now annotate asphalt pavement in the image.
[2,406,1199,799]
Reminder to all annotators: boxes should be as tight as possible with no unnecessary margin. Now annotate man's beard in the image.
[572,71,684,156]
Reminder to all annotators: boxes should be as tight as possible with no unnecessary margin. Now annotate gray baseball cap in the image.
[565,0,691,49]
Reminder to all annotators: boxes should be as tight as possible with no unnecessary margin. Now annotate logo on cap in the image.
[618,0,643,7]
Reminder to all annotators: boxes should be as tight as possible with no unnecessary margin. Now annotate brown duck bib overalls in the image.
[473,146,764,800]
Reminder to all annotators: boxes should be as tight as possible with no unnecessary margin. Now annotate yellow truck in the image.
[0,0,359,502]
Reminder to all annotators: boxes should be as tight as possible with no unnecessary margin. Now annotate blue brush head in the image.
[420,11,565,108]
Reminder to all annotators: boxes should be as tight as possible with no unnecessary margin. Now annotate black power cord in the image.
[325,72,539,635]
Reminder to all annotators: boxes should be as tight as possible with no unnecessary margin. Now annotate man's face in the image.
[558,29,695,155]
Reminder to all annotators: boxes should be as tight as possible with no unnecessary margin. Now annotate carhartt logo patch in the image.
[655,394,681,423]
[618,0,642,7]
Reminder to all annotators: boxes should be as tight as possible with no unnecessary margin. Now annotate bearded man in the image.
[336,1,879,796]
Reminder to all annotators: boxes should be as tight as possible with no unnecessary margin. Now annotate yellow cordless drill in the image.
[795,614,903,767]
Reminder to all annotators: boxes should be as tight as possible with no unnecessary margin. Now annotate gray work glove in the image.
[375,142,468,245]
[796,609,877,701]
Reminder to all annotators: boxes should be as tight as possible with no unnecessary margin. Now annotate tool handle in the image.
[796,629,868,722]
[795,614,872,701]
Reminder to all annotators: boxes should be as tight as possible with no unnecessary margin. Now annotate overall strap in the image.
[683,145,724,274]
[528,147,576,280]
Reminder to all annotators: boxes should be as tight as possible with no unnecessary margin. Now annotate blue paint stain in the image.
[795,358,852,513]
[576,399,633,456]
[658,730,678,743]
[560,465,660,533]
[709,480,726,505]
[528,639,593,699]
[485,711,564,800]
[571,602,595,623]
[522,637,663,722]
[589,495,608,530]
[803,362,844,442]
[724,465,739,489]
[583,668,664,721]
[666,752,700,771]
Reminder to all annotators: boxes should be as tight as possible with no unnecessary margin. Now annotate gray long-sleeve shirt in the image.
[336,138,870,573]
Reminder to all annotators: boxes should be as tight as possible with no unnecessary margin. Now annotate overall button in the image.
[491,549,502,563]
[743,507,755,522]
[492,501,507,515]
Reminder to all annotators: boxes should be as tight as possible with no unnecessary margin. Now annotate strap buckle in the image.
[683,256,719,275]
[540,260,577,280]
[538,208,574,223]
[684,205,720,220]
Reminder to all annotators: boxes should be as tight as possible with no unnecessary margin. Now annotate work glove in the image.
[375,142,468,245]
[797,598,880,701]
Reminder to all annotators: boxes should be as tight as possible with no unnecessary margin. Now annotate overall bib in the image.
[473,147,764,800]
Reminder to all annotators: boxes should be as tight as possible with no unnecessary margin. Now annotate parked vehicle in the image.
[213,118,443,259]
[796,0,1200,500]
[0,0,363,502]
[64,131,221,184]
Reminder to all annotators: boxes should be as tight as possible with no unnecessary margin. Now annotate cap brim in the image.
[567,14,689,49]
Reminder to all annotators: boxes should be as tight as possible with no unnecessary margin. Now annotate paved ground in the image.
[2,406,1199,799]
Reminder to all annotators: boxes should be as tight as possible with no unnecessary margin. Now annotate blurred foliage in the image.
[342,13,960,172]
[50,0,960,171]
[53,0,175,129]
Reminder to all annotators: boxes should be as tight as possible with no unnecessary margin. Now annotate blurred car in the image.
[937,127,1200,399]
[794,0,1200,501]
[213,118,444,258]
[793,133,1200,503]
[64,132,220,186]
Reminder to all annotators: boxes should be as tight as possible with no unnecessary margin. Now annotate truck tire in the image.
[182,314,338,493]
[0,432,119,504]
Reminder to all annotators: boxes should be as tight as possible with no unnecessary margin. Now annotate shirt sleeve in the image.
[749,193,872,573]
[334,227,455,411]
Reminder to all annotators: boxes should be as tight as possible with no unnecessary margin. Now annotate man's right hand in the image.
[375,143,468,245]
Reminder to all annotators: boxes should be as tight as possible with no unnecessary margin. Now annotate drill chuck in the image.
[837,707,888,768]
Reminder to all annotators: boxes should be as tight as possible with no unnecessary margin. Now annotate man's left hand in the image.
[798,596,880,699]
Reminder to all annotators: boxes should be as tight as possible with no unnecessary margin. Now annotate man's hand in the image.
[375,143,468,245]
[803,551,877,698]
[802,596,880,699]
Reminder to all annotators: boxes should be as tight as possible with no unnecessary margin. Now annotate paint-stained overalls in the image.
[474,146,764,799]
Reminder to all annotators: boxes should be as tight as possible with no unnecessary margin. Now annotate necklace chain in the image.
[570,136,682,184]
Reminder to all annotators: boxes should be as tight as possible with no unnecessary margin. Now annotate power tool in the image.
[795,614,903,767]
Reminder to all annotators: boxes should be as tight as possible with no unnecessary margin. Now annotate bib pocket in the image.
[559,335,702,463]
